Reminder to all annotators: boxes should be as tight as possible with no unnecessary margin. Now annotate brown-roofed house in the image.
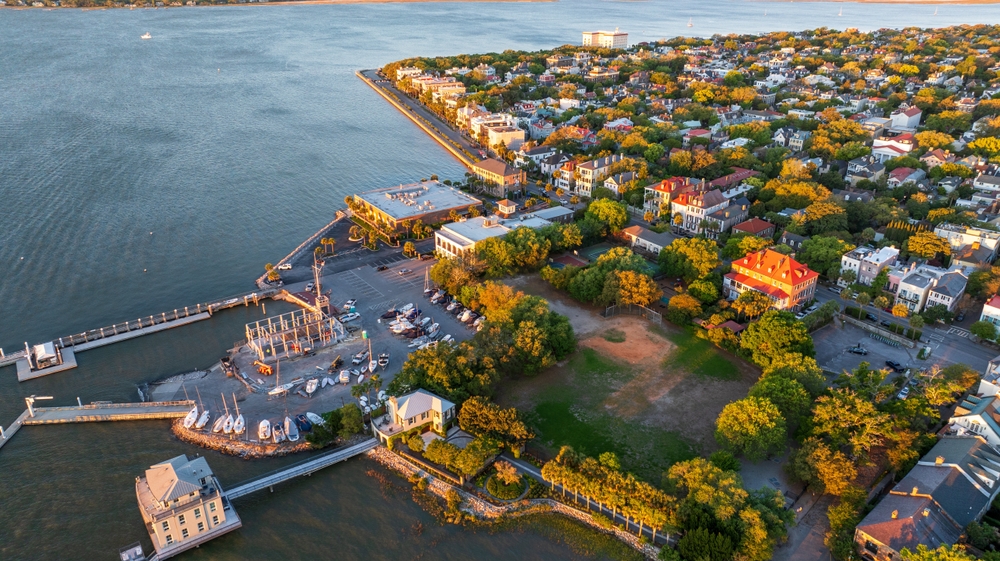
[471,158,526,198]
[732,218,775,239]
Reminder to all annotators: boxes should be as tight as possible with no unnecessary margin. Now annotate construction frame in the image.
[245,309,345,362]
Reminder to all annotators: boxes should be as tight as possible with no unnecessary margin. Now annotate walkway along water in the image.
[9,289,277,382]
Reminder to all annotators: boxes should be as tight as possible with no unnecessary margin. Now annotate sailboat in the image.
[212,411,226,433]
[687,18,693,27]
[221,393,234,434]
[285,416,300,442]
[838,6,842,16]
[368,339,377,373]
[183,405,198,429]
[232,393,245,435]
[933,6,938,15]
[195,387,210,429]
[258,419,271,441]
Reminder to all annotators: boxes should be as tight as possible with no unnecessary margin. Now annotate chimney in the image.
[891,510,898,519]
[912,486,919,495]
[923,508,930,517]
[935,456,944,465]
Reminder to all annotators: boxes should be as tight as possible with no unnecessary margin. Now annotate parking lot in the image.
[813,321,916,385]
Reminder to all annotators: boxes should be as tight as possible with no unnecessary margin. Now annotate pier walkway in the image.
[0,400,194,452]
[225,438,377,500]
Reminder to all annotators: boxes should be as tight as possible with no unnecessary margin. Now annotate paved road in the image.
[503,454,672,547]
[360,69,481,164]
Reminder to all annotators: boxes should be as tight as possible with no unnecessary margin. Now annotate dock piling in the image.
[77,397,82,406]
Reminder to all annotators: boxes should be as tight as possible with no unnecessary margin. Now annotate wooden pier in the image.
[0,400,195,452]
[225,438,378,500]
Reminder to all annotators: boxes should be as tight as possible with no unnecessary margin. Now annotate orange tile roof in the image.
[733,248,819,285]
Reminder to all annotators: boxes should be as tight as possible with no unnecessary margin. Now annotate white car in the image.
[897,386,910,400]
[277,263,292,271]
[305,282,315,291]
[340,312,361,322]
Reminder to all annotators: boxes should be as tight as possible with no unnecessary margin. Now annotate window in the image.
[178,514,185,525]
[182,529,189,539]
[165,535,174,545]
[194,508,201,519]
[197,522,205,532]
[212,515,220,525]
[162,521,170,532]
[209,502,217,513]
[421,411,428,420]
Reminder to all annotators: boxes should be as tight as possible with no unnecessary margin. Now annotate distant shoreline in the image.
[747,0,1000,4]
[3,0,555,9]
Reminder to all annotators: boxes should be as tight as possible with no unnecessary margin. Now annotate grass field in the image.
[656,326,740,381]
[521,348,697,481]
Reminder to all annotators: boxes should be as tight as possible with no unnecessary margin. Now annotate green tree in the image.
[458,396,534,452]
[812,389,891,459]
[687,279,720,305]
[900,544,976,561]
[749,376,811,426]
[677,527,734,561]
[403,241,417,257]
[739,311,814,369]
[797,236,855,279]
[722,234,772,260]
[731,290,773,320]
[714,397,787,461]
[659,237,721,281]
[613,269,663,306]
[667,293,703,323]
[424,438,461,467]
[787,437,856,496]
[971,320,998,341]
[339,403,364,439]
[407,433,425,452]
[585,199,629,234]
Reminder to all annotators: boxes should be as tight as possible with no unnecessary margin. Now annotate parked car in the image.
[828,286,841,293]
[956,312,966,322]
[847,346,868,355]
[795,311,807,320]
[305,282,315,291]
[880,320,892,328]
[342,299,357,309]
[376,265,388,271]
[805,304,818,314]
[277,263,292,271]
[398,268,413,275]
[865,313,877,322]
[897,386,910,400]
[885,360,905,373]
[340,312,361,322]
[419,254,434,261]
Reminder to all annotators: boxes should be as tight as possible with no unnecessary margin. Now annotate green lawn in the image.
[523,349,696,481]
[656,326,739,381]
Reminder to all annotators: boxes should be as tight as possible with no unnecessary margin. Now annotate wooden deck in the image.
[21,401,195,425]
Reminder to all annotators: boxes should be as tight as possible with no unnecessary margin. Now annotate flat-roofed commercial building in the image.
[136,454,241,559]
[352,181,482,232]
[435,217,512,259]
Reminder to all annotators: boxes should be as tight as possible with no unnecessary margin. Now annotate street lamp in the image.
[25,395,53,417]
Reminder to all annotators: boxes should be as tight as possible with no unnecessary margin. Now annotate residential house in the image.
[604,117,634,132]
[575,154,625,197]
[872,132,916,163]
[934,223,1000,263]
[772,126,796,147]
[920,149,955,169]
[731,218,776,239]
[830,188,875,204]
[854,436,1000,561]
[539,152,572,178]
[374,389,457,445]
[136,455,241,559]
[603,172,637,198]
[887,167,927,188]
[780,231,808,253]
[514,145,556,168]
[529,119,556,140]
[644,176,696,217]
[554,160,577,193]
[974,170,1000,192]
[682,129,712,147]
[789,130,812,151]
[671,188,730,236]
[621,225,674,254]
[703,197,751,240]
[723,248,819,311]
[708,167,760,191]
[847,156,886,185]
[980,295,1000,328]
[889,105,922,131]
[470,159,527,198]
[926,271,968,313]
[839,246,900,287]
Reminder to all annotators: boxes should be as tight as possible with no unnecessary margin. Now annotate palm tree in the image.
[327,237,335,255]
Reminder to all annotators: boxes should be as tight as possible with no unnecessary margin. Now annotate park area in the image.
[497,275,761,481]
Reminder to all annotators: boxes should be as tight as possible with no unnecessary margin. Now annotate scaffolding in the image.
[245,309,345,362]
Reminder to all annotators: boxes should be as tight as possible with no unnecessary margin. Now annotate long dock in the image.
[225,438,378,500]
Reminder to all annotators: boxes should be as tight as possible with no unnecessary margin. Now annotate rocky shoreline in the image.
[365,447,659,559]
[170,419,312,459]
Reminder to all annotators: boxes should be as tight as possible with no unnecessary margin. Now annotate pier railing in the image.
[54,290,275,349]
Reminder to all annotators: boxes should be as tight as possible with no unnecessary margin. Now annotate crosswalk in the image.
[948,327,971,338]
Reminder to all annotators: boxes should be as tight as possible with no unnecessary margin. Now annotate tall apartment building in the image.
[581,29,628,49]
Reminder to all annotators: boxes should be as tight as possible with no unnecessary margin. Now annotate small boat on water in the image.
[305,378,319,396]
[258,419,271,441]
[295,414,312,432]
[272,423,286,444]
[141,32,152,39]
[687,17,693,27]
[196,409,211,429]
[285,416,299,442]
[305,412,325,427]
[183,406,198,429]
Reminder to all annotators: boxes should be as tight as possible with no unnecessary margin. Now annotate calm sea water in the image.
[2,2,1000,560]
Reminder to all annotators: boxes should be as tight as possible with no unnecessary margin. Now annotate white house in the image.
[621,225,674,254]
[981,295,1000,327]
[926,271,968,313]
[890,105,922,131]
[839,246,899,287]
[949,394,1000,447]
[374,389,457,445]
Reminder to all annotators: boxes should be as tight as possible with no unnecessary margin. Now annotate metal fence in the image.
[602,304,662,325]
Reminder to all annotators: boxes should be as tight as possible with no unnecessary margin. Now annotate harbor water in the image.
[2,2,1000,559]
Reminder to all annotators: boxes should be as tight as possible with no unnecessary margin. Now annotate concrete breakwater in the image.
[365,447,659,559]
[171,419,312,459]
[255,210,349,289]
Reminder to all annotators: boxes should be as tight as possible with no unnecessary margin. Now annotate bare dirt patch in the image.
[507,274,605,337]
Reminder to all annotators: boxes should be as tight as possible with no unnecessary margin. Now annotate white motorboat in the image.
[427,323,439,334]
[378,353,389,369]
[305,412,325,427]
[360,364,369,375]
[232,393,245,435]
[446,301,458,312]
[212,414,226,433]
[258,419,271,441]
[409,337,428,348]
[141,32,152,39]
[285,416,299,442]
[339,370,351,384]
[458,309,472,322]
[183,406,198,429]
[196,409,211,429]
[305,378,319,396]
[357,373,365,385]
[442,334,453,343]
[400,303,414,313]
[272,423,286,444]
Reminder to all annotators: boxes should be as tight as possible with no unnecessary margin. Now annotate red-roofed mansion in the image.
[723,249,819,311]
